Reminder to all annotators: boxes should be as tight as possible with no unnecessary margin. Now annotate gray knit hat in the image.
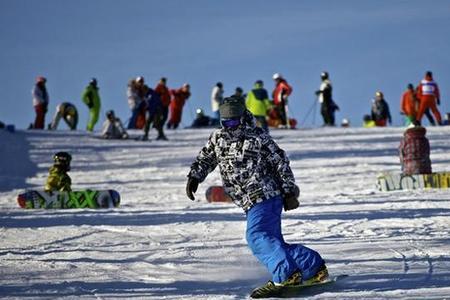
[219,98,245,119]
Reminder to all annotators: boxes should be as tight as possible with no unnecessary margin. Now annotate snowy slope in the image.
[1,127,450,299]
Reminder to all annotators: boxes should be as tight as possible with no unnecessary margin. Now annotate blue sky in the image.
[1,0,449,129]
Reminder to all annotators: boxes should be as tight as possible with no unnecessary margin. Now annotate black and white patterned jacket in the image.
[188,111,297,212]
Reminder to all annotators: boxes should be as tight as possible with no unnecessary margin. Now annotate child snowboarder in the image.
[44,152,72,193]
[186,99,328,298]
[101,110,128,139]
[399,123,432,175]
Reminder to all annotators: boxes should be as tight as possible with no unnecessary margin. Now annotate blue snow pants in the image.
[246,196,325,283]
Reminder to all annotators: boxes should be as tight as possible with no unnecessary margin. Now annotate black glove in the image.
[186,177,199,200]
[315,90,321,96]
[283,185,300,211]
[437,98,440,106]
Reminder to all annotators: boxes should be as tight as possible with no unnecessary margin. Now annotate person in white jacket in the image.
[31,76,49,129]
[211,82,224,120]
[127,76,145,129]
[102,110,128,139]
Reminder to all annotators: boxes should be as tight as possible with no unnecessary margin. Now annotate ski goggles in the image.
[221,118,241,128]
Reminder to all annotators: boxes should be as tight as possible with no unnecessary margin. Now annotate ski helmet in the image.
[36,76,46,84]
[196,108,204,115]
[321,72,329,80]
[90,78,98,87]
[136,76,144,83]
[375,91,384,98]
[106,110,115,119]
[272,73,282,80]
[219,98,245,120]
[53,152,72,170]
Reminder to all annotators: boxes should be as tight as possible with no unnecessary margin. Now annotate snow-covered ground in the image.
[1,126,450,299]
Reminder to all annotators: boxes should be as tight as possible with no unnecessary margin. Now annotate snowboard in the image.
[205,186,232,203]
[250,274,348,299]
[17,189,121,209]
[377,172,450,192]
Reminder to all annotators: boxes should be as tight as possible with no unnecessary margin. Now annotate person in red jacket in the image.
[168,84,191,129]
[272,73,293,128]
[400,83,418,126]
[399,123,432,175]
[155,77,171,130]
[416,71,442,125]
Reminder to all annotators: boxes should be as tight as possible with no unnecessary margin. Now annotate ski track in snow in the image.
[1,127,450,299]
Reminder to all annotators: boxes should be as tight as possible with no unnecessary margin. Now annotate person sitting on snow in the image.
[190,108,215,128]
[399,123,432,175]
[49,102,78,130]
[186,99,328,298]
[45,152,72,193]
[101,110,128,139]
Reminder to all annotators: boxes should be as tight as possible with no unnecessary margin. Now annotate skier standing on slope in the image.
[155,77,171,133]
[211,82,224,120]
[167,83,191,129]
[31,76,49,129]
[82,78,101,132]
[246,80,271,131]
[315,71,339,126]
[416,71,442,125]
[272,73,292,128]
[127,76,146,129]
[186,99,328,298]
[45,152,72,193]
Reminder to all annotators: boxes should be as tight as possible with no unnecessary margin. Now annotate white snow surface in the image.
[1,127,450,299]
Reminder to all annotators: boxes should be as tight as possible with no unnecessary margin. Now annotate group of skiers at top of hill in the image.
[31,70,445,137]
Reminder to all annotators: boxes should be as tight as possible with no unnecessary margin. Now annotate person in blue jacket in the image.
[186,99,328,298]
[140,85,165,140]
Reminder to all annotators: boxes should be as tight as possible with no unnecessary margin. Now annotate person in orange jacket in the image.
[400,83,418,126]
[155,77,171,129]
[416,71,442,125]
[168,84,191,129]
[272,73,293,128]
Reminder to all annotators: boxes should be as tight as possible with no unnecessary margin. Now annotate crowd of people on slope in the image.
[29,70,448,140]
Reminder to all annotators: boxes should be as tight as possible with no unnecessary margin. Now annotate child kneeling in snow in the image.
[45,152,72,193]
[399,123,432,175]
[186,99,328,298]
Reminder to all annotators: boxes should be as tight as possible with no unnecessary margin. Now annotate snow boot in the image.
[156,134,168,141]
[250,270,301,298]
[302,264,329,285]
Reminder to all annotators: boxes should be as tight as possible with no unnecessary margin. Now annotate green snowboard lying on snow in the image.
[17,189,120,209]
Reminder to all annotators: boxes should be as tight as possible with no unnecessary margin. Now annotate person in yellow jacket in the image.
[82,78,101,132]
[44,152,72,193]
[246,80,271,131]
[362,114,376,128]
